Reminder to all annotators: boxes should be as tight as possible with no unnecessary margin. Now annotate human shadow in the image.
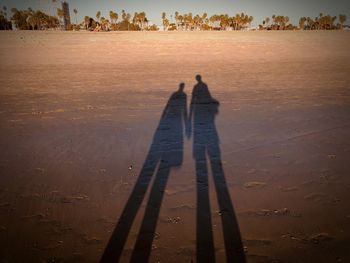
[101,83,188,263]
[188,75,246,263]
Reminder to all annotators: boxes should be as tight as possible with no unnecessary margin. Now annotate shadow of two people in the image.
[101,75,245,263]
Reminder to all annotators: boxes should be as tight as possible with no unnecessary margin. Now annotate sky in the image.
[1,0,349,27]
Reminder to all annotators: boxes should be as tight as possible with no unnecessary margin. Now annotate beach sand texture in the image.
[0,31,350,262]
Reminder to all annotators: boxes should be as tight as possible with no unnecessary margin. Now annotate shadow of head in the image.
[179,82,185,92]
[196,74,202,83]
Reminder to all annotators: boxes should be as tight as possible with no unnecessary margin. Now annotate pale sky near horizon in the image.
[1,0,349,27]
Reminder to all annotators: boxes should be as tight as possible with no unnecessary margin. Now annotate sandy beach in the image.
[0,30,350,262]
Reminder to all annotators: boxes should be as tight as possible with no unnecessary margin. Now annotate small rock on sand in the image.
[80,234,102,245]
[244,239,272,246]
[309,233,332,244]
[243,181,267,188]
[169,204,195,211]
[280,186,299,192]
[304,193,327,201]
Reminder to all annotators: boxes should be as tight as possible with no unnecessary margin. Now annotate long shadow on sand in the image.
[101,76,245,263]
[189,75,246,263]
[101,83,188,262]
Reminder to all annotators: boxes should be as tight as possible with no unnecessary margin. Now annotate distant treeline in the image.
[83,10,159,31]
[5,8,59,30]
[0,5,348,31]
[260,14,348,30]
[161,12,254,30]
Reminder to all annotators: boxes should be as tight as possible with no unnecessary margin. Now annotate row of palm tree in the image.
[0,6,12,29]
[260,15,294,30]
[299,13,347,30]
[1,3,348,32]
[162,12,254,31]
[4,6,158,31]
[260,13,347,30]
[9,7,59,30]
[81,10,158,31]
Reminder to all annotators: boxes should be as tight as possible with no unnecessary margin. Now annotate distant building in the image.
[62,1,71,30]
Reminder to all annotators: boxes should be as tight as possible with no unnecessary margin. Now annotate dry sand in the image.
[0,31,350,262]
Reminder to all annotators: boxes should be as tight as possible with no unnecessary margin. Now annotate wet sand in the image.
[0,31,350,262]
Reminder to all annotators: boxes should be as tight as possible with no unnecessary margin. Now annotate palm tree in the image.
[109,11,118,28]
[284,16,289,29]
[120,10,131,30]
[114,12,119,24]
[121,9,126,21]
[306,17,313,30]
[318,13,324,29]
[272,14,276,25]
[96,11,101,23]
[235,13,240,30]
[2,6,7,18]
[219,14,229,30]
[27,13,37,30]
[133,12,138,26]
[109,11,116,24]
[299,17,306,30]
[318,13,323,29]
[162,12,169,31]
[1,6,7,29]
[193,14,199,30]
[178,14,184,30]
[174,11,179,29]
[339,14,347,29]
[189,13,194,30]
[139,12,146,30]
[27,10,44,30]
[201,13,207,30]
[109,10,113,23]
[331,16,337,29]
[73,8,78,25]
[100,16,108,30]
[84,15,90,29]
[248,16,253,29]
[240,12,245,29]
[133,12,145,29]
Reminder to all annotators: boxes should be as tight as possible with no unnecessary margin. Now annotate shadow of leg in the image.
[100,152,159,263]
[196,145,215,263]
[130,161,171,263]
[209,146,246,263]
